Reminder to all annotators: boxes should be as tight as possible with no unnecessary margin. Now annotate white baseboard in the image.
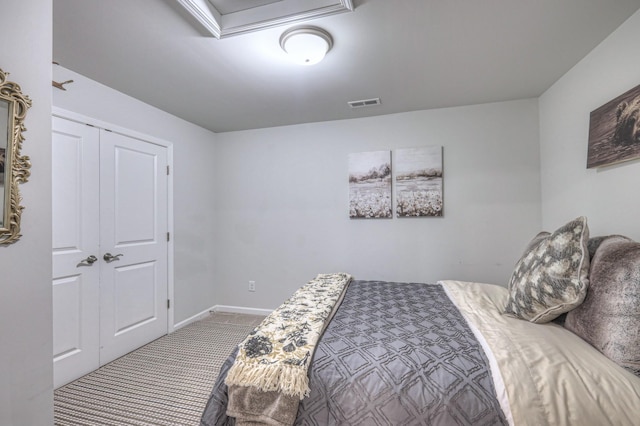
[172,306,216,331]
[172,304,272,331]
[212,305,273,317]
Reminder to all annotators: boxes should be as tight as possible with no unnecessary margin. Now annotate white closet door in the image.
[98,130,169,365]
[52,117,100,388]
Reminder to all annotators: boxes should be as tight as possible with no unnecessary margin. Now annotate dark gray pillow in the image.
[504,217,590,323]
[587,235,631,259]
[565,236,640,377]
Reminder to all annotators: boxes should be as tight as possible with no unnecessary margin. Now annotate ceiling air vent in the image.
[348,98,381,108]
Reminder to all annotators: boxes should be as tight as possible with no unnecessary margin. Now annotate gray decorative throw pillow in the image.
[587,235,630,259]
[504,217,590,323]
[565,236,639,377]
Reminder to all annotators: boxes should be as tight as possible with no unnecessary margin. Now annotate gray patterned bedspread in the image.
[200,280,507,426]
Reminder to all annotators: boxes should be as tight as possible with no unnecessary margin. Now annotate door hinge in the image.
[166,165,170,175]
[167,232,170,242]
[167,299,171,309]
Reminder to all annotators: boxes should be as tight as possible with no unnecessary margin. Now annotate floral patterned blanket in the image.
[224,273,352,425]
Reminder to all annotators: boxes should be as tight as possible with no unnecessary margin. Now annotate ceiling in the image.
[53,0,640,133]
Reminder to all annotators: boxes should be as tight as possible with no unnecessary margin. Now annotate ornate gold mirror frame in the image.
[0,68,32,245]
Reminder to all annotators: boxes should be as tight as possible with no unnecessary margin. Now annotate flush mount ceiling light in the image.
[280,26,333,65]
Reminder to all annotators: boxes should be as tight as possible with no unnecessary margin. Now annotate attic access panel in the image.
[176,0,354,38]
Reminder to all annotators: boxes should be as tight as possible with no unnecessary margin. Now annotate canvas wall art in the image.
[587,82,640,168]
[395,146,443,217]
[348,150,392,218]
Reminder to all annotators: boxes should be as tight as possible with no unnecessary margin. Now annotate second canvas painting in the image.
[395,146,443,217]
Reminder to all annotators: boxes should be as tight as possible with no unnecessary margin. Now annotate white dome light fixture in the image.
[280,26,333,65]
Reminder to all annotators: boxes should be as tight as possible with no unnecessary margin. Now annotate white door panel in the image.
[52,117,100,388]
[52,275,85,358]
[113,147,157,244]
[99,131,168,364]
[113,261,158,334]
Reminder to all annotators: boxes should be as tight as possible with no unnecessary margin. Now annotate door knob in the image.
[103,252,123,262]
[80,255,98,265]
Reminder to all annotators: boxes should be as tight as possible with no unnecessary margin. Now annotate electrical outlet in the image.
[248,280,256,292]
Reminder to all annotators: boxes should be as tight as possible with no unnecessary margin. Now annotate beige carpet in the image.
[54,313,263,426]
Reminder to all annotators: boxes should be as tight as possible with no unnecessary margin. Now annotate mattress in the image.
[200,279,640,425]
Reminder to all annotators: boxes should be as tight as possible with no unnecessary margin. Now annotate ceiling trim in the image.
[176,0,354,39]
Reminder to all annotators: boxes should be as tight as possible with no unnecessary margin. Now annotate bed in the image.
[200,217,640,425]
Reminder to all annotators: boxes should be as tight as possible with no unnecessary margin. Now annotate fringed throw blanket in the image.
[225,273,352,425]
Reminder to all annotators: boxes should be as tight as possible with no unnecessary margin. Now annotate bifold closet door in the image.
[98,130,169,365]
[52,117,101,388]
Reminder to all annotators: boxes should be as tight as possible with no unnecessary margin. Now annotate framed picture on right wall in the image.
[587,82,640,168]
[395,146,443,217]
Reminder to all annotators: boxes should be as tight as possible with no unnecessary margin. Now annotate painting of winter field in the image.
[395,146,443,217]
[348,151,392,219]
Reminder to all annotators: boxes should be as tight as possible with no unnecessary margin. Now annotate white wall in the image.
[53,66,218,324]
[0,1,53,425]
[214,99,541,309]
[540,10,640,239]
